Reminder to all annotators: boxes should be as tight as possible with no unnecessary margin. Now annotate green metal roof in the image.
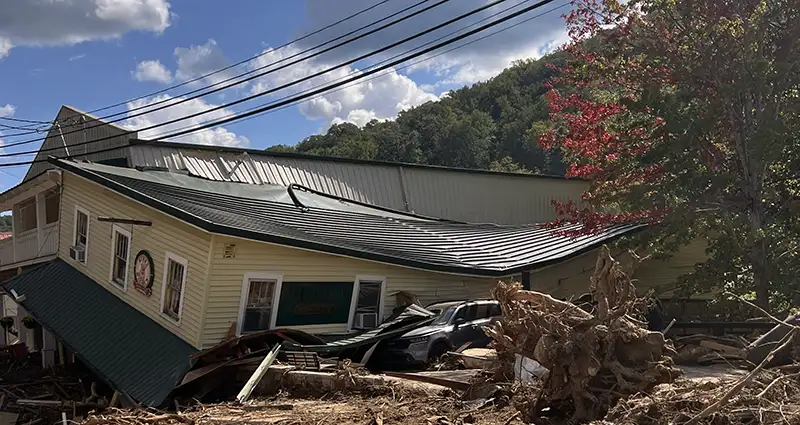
[1,259,197,406]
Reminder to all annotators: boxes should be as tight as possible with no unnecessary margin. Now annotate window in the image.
[349,276,386,330]
[109,226,131,289]
[44,189,60,224]
[16,197,37,233]
[161,253,188,322]
[238,274,281,334]
[73,206,90,264]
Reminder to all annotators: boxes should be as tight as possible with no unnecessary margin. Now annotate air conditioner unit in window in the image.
[69,245,85,262]
[354,312,378,329]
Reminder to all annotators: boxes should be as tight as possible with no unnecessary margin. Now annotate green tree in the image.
[0,215,11,232]
[285,54,572,174]
[542,0,800,310]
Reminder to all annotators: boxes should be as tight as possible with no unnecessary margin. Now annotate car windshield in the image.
[429,305,458,325]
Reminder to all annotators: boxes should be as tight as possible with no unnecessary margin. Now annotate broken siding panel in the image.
[401,168,589,224]
[201,237,496,349]
[58,173,212,348]
[25,107,133,181]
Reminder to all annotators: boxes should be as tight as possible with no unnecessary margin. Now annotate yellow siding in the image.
[527,240,710,300]
[202,237,496,348]
[634,239,710,298]
[58,173,211,348]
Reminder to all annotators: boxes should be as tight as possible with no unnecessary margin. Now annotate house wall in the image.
[200,237,498,349]
[526,239,710,300]
[25,106,134,182]
[58,173,212,348]
[199,237,709,349]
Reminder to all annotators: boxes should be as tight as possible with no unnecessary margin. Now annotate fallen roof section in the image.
[52,159,645,277]
[1,259,198,407]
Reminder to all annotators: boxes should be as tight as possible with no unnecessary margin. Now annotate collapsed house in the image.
[0,106,707,406]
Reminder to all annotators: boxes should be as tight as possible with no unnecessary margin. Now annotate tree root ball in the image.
[487,245,681,423]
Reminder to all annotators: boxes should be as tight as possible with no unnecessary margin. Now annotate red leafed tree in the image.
[542,0,800,310]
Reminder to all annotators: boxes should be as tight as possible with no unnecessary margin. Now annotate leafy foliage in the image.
[542,0,800,309]
[0,215,11,232]
[273,54,572,174]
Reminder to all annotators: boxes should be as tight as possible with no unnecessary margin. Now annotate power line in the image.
[151,0,562,142]
[84,0,396,116]
[0,0,398,135]
[161,2,570,144]
[0,0,508,156]
[0,0,560,167]
[0,116,50,124]
[1,0,444,143]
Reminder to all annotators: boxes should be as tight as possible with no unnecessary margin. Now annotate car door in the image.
[448,304,482,349]
[468,303,497,347]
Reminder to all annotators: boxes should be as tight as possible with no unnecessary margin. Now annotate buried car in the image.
[376,299,502,367]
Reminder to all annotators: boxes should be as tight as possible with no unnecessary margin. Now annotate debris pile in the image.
[597,368,800,425]
[487,245,680,423]
[0,358,101,424]
[672,334,750,365]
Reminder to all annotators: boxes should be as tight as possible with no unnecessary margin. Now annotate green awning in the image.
[2,259,197,406]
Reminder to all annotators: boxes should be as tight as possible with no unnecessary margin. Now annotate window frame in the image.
[72,205,90,265]
[160,252,189,324]
[108,224,132,291]
[16,196,38,234]
[347,275,387,331]
[44,189,60,225]
[236,272,283,336]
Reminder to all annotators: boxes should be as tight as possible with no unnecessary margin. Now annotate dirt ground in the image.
[85,392,522,425]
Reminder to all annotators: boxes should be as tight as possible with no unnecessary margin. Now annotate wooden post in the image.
[236,343,281,404]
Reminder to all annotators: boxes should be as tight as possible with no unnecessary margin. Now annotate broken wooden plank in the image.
[699,340,745,357]
[382,371,470,391]
[236,343,282,404]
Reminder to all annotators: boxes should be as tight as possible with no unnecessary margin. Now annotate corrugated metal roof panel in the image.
[1,259,197,406]
[57,160,643,277]
[125,143,588,224]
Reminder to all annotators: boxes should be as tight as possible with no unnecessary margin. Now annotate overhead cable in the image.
[0,0,558,167]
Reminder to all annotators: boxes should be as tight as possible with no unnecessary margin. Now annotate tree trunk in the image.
[752,249,771,312]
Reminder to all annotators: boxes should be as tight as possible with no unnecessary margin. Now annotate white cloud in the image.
[132,60,173,83]
[0,0,171,57]
[69,54,87,62]
[0,104,15,118]
[124,95,249,148]
[248,45,437,128]
[0,37,11,58]
[173,39,239,88]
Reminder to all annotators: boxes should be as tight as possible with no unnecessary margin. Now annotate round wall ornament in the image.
[133,250,155,297]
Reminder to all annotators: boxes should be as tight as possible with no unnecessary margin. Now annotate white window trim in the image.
[236,272,283,336]
[108,224,132,292]
[347,275,387,331]
[72,205,90,265]
[160,252,189,324]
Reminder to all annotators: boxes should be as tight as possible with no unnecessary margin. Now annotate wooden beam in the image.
[96,217,152,226]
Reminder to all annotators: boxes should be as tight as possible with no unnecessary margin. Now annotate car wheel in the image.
[428,341,450,363]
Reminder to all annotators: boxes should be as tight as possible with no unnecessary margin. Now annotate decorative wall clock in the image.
[133,250,155,297]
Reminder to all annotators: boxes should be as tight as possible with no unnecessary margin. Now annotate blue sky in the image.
[0,0,571,190]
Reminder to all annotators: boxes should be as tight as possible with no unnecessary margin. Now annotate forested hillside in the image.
[269,52,569,175]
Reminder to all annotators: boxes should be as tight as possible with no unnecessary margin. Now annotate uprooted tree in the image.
[487,245,679,423]
[540,0,800,311]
